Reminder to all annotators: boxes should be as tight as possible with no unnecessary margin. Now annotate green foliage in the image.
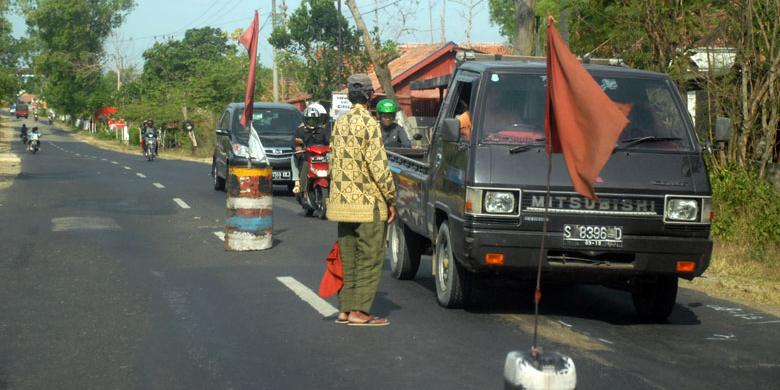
[710,164,780,260]
[0,1,20,98]
[269,0,369,99]
[21,0,135,117]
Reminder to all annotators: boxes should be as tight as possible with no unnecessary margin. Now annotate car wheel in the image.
[434,221,471,308]
[632,276,678,322]
[387,218,422,280]
[213,159,226,191]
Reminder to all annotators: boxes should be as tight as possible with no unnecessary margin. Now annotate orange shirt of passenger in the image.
[458,111,472,140]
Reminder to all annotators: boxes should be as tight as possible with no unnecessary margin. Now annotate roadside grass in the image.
[58,122,210,164]
[0,119,22,191]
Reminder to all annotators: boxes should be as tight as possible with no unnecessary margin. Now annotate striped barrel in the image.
[225,166,273,251]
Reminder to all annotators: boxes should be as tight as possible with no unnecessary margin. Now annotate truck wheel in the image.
[632,276,678,322]
[434,222,471,308]
[387,218,422,280]
[212,158,226,191]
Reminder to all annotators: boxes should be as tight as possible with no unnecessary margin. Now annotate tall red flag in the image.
[544,15,628,200]
[239,11,260,128]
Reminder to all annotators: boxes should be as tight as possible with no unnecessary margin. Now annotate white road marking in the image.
[75,153,81,156]
[152,182,165,189]
[51,217,120,232]
[111,161,118,165]
[751,320,780,325]
[101,158,107,161]
[597,338,614,345]
[276,276,338,317]
[173,198,191,209]
[136,172,146,178]
[706,333,737,341]
[213,231,225,241]
[558,320,573,328]
[123,166,132,170]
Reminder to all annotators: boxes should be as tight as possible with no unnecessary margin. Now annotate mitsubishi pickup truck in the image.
[386,58,714,322]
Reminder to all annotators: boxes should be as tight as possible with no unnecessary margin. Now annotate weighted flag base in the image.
[504,350,576,390]
[225,166,273,251]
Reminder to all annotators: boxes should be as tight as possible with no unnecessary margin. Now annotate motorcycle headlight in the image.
[665,198,699,222]
[484,191,515,214]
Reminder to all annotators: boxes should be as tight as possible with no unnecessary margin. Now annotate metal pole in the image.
[338,0,343,77]
[272,0,280,102]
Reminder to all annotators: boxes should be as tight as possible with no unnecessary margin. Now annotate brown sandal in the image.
[348,316,390,327]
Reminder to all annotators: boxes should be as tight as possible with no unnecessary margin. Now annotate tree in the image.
[0,0,21,99]
[20,0,135,117]
[344,0,397,102]
[269,0,368,100]
[487,0,537,55]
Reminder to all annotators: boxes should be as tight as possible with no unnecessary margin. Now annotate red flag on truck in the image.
[239,10,260,128]
[544,15,628,200]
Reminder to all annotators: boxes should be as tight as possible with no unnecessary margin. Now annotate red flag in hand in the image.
[318,241,343,298]
[239,11,260,128]
[544,15,628,200]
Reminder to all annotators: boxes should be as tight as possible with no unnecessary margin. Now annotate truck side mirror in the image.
[441,118,460,142]
[714,117,731,143]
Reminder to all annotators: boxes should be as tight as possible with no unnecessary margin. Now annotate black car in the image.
[212,102,302,191]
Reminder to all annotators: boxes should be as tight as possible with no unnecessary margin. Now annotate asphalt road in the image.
[1,115,778,389]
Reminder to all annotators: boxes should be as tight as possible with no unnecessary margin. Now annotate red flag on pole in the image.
[239,10,260,128]
[544,15,628,200]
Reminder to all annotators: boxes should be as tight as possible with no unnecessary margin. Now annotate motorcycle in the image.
[296,144,330,219]
[143,133,157,161]
[48,116,53,125]
[28,132,40,154]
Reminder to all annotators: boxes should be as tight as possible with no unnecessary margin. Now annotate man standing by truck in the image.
[326,74,396,326]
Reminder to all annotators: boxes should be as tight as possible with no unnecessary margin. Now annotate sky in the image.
[10,0,505,70]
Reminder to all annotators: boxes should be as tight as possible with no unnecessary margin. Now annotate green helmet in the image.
[376,98,399,114]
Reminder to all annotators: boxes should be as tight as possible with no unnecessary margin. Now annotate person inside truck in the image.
[376,99,411,148]
[455,98,471,140]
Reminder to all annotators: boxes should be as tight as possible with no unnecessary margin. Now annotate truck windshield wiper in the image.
[509,139,546,154]
[617,136,682,149]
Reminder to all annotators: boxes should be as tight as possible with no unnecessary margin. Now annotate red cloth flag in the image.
[239,10,260,128]
[318,241,343,298]
[544,15,628,200]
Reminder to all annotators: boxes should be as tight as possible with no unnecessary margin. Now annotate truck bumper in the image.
[459,224,712,281]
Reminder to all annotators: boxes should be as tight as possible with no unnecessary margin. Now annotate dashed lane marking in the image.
[276,276,338,317]
[136,173,146,178]
[173,198,191,209]
[111,161,118,165]
[213,231,225,241]
[124,166,132,170]
[153,182,165,189]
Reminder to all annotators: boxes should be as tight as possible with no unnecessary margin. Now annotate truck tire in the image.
[387,218,422,280]
[434,222,471,308]
[632,276,678,322]
[212,158,226,191]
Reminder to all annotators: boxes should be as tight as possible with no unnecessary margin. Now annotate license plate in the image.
[563,224,623,248]
[272,170,291,180]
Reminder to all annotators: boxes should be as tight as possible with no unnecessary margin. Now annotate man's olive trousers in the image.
[337,219,387,313]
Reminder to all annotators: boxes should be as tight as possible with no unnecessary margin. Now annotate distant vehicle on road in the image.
[387,56,715,322]
[15,103,29,119]
[212,102,302,192]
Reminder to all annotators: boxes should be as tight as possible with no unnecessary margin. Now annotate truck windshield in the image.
[480,72,692,151]
[233,108,302,144]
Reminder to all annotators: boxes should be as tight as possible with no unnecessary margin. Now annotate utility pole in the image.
[271,0,279,102]
[337,0,343,78]
[429,0,434,42]
[440,0,446,42]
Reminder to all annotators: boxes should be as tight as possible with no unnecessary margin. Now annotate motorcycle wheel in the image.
[315,186,328,220]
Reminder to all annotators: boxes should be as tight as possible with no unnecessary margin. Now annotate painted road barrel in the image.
[225,165,273,251]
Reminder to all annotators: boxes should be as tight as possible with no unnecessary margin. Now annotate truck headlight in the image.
[484,191,515,214]
[665,198,698,221]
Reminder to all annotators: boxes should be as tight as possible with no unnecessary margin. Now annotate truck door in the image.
[427,71,479,237]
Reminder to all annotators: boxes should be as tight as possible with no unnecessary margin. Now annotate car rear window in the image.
[479,72,693,151]
[232,108,301,144]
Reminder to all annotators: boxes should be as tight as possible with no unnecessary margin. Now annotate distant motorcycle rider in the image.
[141,119,159,156]
[20,123,28,144]
[291,103,330,194]
[27,126,40,151]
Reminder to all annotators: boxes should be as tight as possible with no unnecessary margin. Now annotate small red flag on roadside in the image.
[544,15,628,200]
[239,10,260,128]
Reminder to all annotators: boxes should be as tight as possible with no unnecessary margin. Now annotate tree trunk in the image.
[512,0,536,55]
[344,0,397,101]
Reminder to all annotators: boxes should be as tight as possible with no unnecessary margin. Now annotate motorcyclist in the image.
[141,119,159,156]
[20,124,28,144]
[27,126,40,151]
[376,98,411,148]
[291,103,330,194]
